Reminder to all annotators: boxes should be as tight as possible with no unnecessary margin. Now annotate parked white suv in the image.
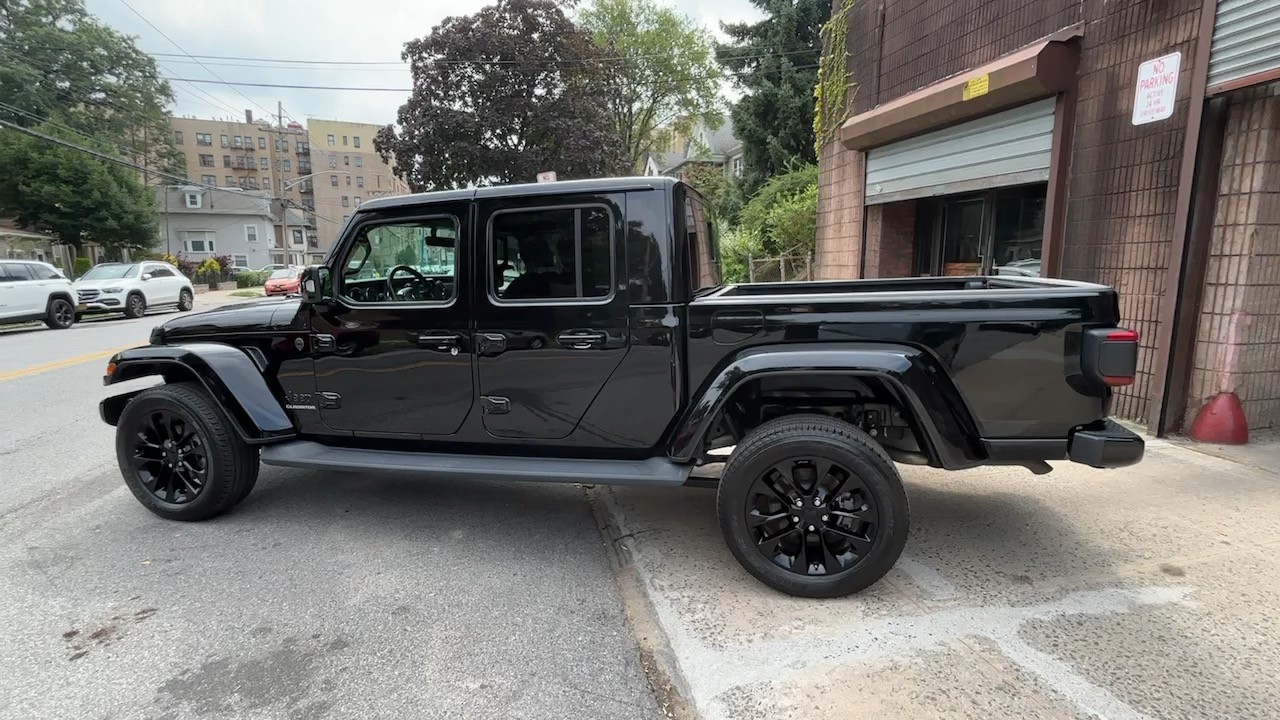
[73,261,195,319]
[0,260,78,329]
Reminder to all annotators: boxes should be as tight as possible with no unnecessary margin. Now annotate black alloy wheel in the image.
[128,408,208,505]
[717,414,909,598]
[46,298,75,329]
[178,289,194,311]
[125,293,146,318]
[746,457,878,576]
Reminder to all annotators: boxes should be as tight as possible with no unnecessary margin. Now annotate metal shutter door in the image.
[864,99,1055,205]
[1208,0,1280,92]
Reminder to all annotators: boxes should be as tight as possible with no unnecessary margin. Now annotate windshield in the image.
[79,264,139,280]
[269,269,298,279]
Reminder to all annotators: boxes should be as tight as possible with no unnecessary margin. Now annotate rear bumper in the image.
[1067,420,1144,468]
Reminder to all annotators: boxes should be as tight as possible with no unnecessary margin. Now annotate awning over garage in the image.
[863,98,1055,205]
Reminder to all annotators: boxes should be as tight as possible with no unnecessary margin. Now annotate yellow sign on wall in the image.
[962,74,990,101]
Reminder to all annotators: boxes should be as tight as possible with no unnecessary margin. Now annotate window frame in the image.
[245,224,259,243]
[184,192,202,209]
[335,212,463,309]
[485,202,617,307]
[231,254,250,268]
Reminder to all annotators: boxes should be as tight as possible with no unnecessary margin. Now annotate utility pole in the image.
[276,100,289,265]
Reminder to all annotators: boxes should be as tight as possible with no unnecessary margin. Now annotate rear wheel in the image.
[44,297,75,329]
[717,414,909,598]
[116,383,259,521]
[124,292,146,319]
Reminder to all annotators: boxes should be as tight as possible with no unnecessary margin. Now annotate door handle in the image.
[476,332,507,356]
[413,332,461,352]
[557,330,607,349]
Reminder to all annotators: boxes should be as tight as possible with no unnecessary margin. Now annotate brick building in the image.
[816,0,1280,436]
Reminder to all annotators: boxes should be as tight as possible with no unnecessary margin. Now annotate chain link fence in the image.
[748,255,814,282]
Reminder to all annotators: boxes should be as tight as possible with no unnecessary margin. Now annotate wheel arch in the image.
[667,342,985,469]
[101,342,294,444]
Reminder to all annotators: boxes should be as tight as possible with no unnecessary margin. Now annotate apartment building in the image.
[298,119,411,254]
[168,114,408,264]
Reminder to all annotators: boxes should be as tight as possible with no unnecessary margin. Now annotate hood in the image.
[154,296,305,342]
[74,278,133,290]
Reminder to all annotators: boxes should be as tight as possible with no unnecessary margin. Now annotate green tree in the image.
[738,163,818,257]
[375,0,625,190]
[577,0,722,172]
[0,124,158,254]
[0,0,182,177]
[717,0,830,194]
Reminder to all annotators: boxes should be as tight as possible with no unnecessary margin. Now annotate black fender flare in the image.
[666,342,984,469]
[100,342,295,444]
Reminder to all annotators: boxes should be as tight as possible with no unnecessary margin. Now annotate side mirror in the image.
[141,273,153,281]
[300,266,331,304]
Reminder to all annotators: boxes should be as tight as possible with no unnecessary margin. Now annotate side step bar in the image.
[260,440,695,487]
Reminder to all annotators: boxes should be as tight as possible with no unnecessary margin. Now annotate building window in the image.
[184,192,201,209]
[328,154,337,168]
[377,175,382,188]
[343,155,350,166]
[223,155,231,167]
[345,175,351,186]
[246,178,258,190]
[327,134,335,146]
[220,134,229,147]
[201,174,216,186]
[233,135,242,148]
[258,136,266,149]
[353,136,361,148]
[174,130,184,144]
[292,228,304,245]
[260,156,268,169]
[281,139,289,152]
[342,135,348,146]
[731,156,743,178]
[196,133,212,146]
[354,196,361,206]
[330,175,338,186]
[198,154,214,167]
[182,230,215,253]
[355,156,363,168]
[232,254,249,268]
[298,141,310,153]
[263,177,271,190]
[245,225,259,243]
[225,176,234,186]
[341,196,349,207]
[284,159,292,171]
[356,176,364,188]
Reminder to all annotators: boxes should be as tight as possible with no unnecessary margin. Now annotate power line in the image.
[149,47,816,68]
[116,0,275,118]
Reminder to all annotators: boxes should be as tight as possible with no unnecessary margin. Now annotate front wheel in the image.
[124,292,146,319]
[717,414,909,598]
[178,288,194,312]
[44,297,75,329]
[115,383,259,521]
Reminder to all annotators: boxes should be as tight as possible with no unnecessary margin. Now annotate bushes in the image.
[235,270,269,288]
[72,256,92,278]
[195,257,222,285]
[738,163,818,258]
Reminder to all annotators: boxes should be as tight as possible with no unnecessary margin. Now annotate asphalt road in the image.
[0,301,661,720]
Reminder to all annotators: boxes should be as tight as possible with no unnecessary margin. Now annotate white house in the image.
[155,186,278,270]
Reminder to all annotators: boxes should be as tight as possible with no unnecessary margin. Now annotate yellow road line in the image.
[0,344,139,382]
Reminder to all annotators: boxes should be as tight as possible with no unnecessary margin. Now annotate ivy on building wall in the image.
[813,0,856,155]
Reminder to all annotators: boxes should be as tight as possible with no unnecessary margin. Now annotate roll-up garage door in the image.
[864,98,1055,205]
[1207,0,1280,92]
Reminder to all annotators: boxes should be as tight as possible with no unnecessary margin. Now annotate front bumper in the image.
[1067,420,1144,468]
[78,298,123,311]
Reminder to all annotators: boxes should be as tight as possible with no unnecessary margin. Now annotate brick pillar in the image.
[863,200,917,278]
[1186,89,1280,431]
[815,140,864,279]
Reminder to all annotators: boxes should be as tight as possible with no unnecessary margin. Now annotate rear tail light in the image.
[1083,328,1139,387]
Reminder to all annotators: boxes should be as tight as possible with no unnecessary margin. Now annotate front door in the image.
[474,193,629,440]
[312,206,473,436]
[0,263,35,319]
[143,263,180,303]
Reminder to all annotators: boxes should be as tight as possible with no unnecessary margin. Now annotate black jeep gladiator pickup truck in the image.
[100,176,1142,598]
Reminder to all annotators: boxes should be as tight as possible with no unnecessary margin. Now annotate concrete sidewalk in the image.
[596,436,1280,720]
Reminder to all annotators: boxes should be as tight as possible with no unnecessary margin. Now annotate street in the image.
[0,296,661,720]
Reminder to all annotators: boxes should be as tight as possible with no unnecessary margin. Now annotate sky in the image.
[84,0,763,127]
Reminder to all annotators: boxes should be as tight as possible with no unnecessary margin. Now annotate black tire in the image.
[717,414,909,598]
[178,288,194,312]
[115,382,259,521]
[44,297,75,329]
[124,292,146,319]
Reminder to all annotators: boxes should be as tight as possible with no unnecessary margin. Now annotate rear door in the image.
[0,263,40,318]
[0,264,29,319]
[473,192,629,439]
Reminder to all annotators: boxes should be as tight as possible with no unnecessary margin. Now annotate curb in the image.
[586,485,698,720]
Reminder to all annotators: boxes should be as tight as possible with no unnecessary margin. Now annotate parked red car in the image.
[263,268,301,296]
